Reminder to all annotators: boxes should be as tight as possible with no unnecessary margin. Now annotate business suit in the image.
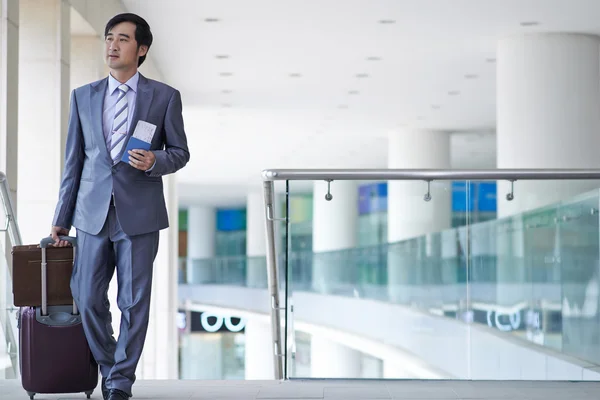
[52,72,189,396]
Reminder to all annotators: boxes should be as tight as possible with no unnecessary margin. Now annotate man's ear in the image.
[138,45,148,57]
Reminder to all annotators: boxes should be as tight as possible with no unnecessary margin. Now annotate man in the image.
[50,13,189,400]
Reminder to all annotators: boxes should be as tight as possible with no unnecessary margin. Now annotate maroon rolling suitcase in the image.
[18,236,98,399]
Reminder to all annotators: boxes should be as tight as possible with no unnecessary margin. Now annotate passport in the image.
[120,120,156,163]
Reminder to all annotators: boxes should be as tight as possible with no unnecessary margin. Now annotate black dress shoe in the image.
[101,378,109,400]
[107,389,130,400]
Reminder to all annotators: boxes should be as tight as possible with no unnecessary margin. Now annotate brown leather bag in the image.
[12,244,75,307]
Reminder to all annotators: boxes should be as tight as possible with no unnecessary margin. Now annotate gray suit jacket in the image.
[53,73,190,236]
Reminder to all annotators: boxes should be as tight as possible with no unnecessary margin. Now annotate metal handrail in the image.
[260,168,600,379]
[262,168,600,181]
[0,171,22,247]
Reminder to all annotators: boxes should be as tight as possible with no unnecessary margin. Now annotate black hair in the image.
[104,13,153,67]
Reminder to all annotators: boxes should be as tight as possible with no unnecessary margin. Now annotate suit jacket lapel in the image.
[90,78,110,163]
[126,73,154,145]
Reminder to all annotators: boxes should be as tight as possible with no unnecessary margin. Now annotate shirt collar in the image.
[108,71,139,95]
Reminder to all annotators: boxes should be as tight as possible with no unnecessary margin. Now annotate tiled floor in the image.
[1,379,599,400]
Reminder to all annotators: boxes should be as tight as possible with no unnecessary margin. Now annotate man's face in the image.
[105,21,147,70]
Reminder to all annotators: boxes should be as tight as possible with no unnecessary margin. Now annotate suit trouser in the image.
[70,204,159,396]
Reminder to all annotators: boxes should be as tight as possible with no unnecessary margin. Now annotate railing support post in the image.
[263,180,284,379]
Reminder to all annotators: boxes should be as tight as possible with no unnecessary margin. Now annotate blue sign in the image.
[478,182,497,212]
[358,182,387,215]
[216,209,246,231]
[452,182,497,212]
[452,181,475,212]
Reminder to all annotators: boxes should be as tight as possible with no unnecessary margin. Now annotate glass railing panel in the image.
[246,256,268,289]
[556,190,600,364]
[285,179,469,379]
[177,257,187,284]
[522,202,561,349]
[469,180,600,379]
[185,256,247,286]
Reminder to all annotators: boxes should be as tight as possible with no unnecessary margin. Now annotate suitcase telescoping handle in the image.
[39,236,78,316]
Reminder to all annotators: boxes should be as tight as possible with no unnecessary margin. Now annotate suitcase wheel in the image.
[26,392,35,400]
[85,390,93,399]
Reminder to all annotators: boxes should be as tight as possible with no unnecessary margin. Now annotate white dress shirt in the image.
[102,72,154,171]
[102,71,139,147]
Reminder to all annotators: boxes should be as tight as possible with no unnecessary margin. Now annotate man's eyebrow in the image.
[106,33,130,39]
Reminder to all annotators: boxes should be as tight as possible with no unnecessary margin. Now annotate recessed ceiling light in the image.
[221,103,232,108]
[356,73,369,78]
[486,58,496,63]
[348,90,359,95]
[205,18,220,22]
[520,21,540,26]
[448,91,460,96]
[221,90,232,94]
[338,105,348,109]
[431,105,441,110]
[289,73,302,78]
[379,20,395,24]
[219,72,233,77]
[366,56,382,61]
[465,74,478,79]
[216,55,230,59]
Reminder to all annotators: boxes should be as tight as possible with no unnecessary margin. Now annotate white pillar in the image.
[0,4,19,374]
[137,175,179,379]
[244,318,274,379]
[387,129,451,303]
[18,0,70,244]
[0,0,19,263]
[496,34,600,305]
[70,35,104,90]
[246,191,267,288]
[497,33,600,217]
[312,181,358,294]
[186,206,216,283]
[310,336,362,378]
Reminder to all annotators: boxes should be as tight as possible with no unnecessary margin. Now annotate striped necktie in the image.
[109,84,130,163]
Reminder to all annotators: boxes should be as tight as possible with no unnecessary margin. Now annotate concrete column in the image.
[246,191,267,288]
[387,129,451,303]
[496,34,600,305]
[18,0,70,244]
[0,0,18,288]
[244,318,274,379]
[137,175,179,379]
[497,33,600,216]
[312,180,358,294]
[70,35,104,90]
[310,336,362,378]
[186,206,216,283]
[0,0,19,250]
